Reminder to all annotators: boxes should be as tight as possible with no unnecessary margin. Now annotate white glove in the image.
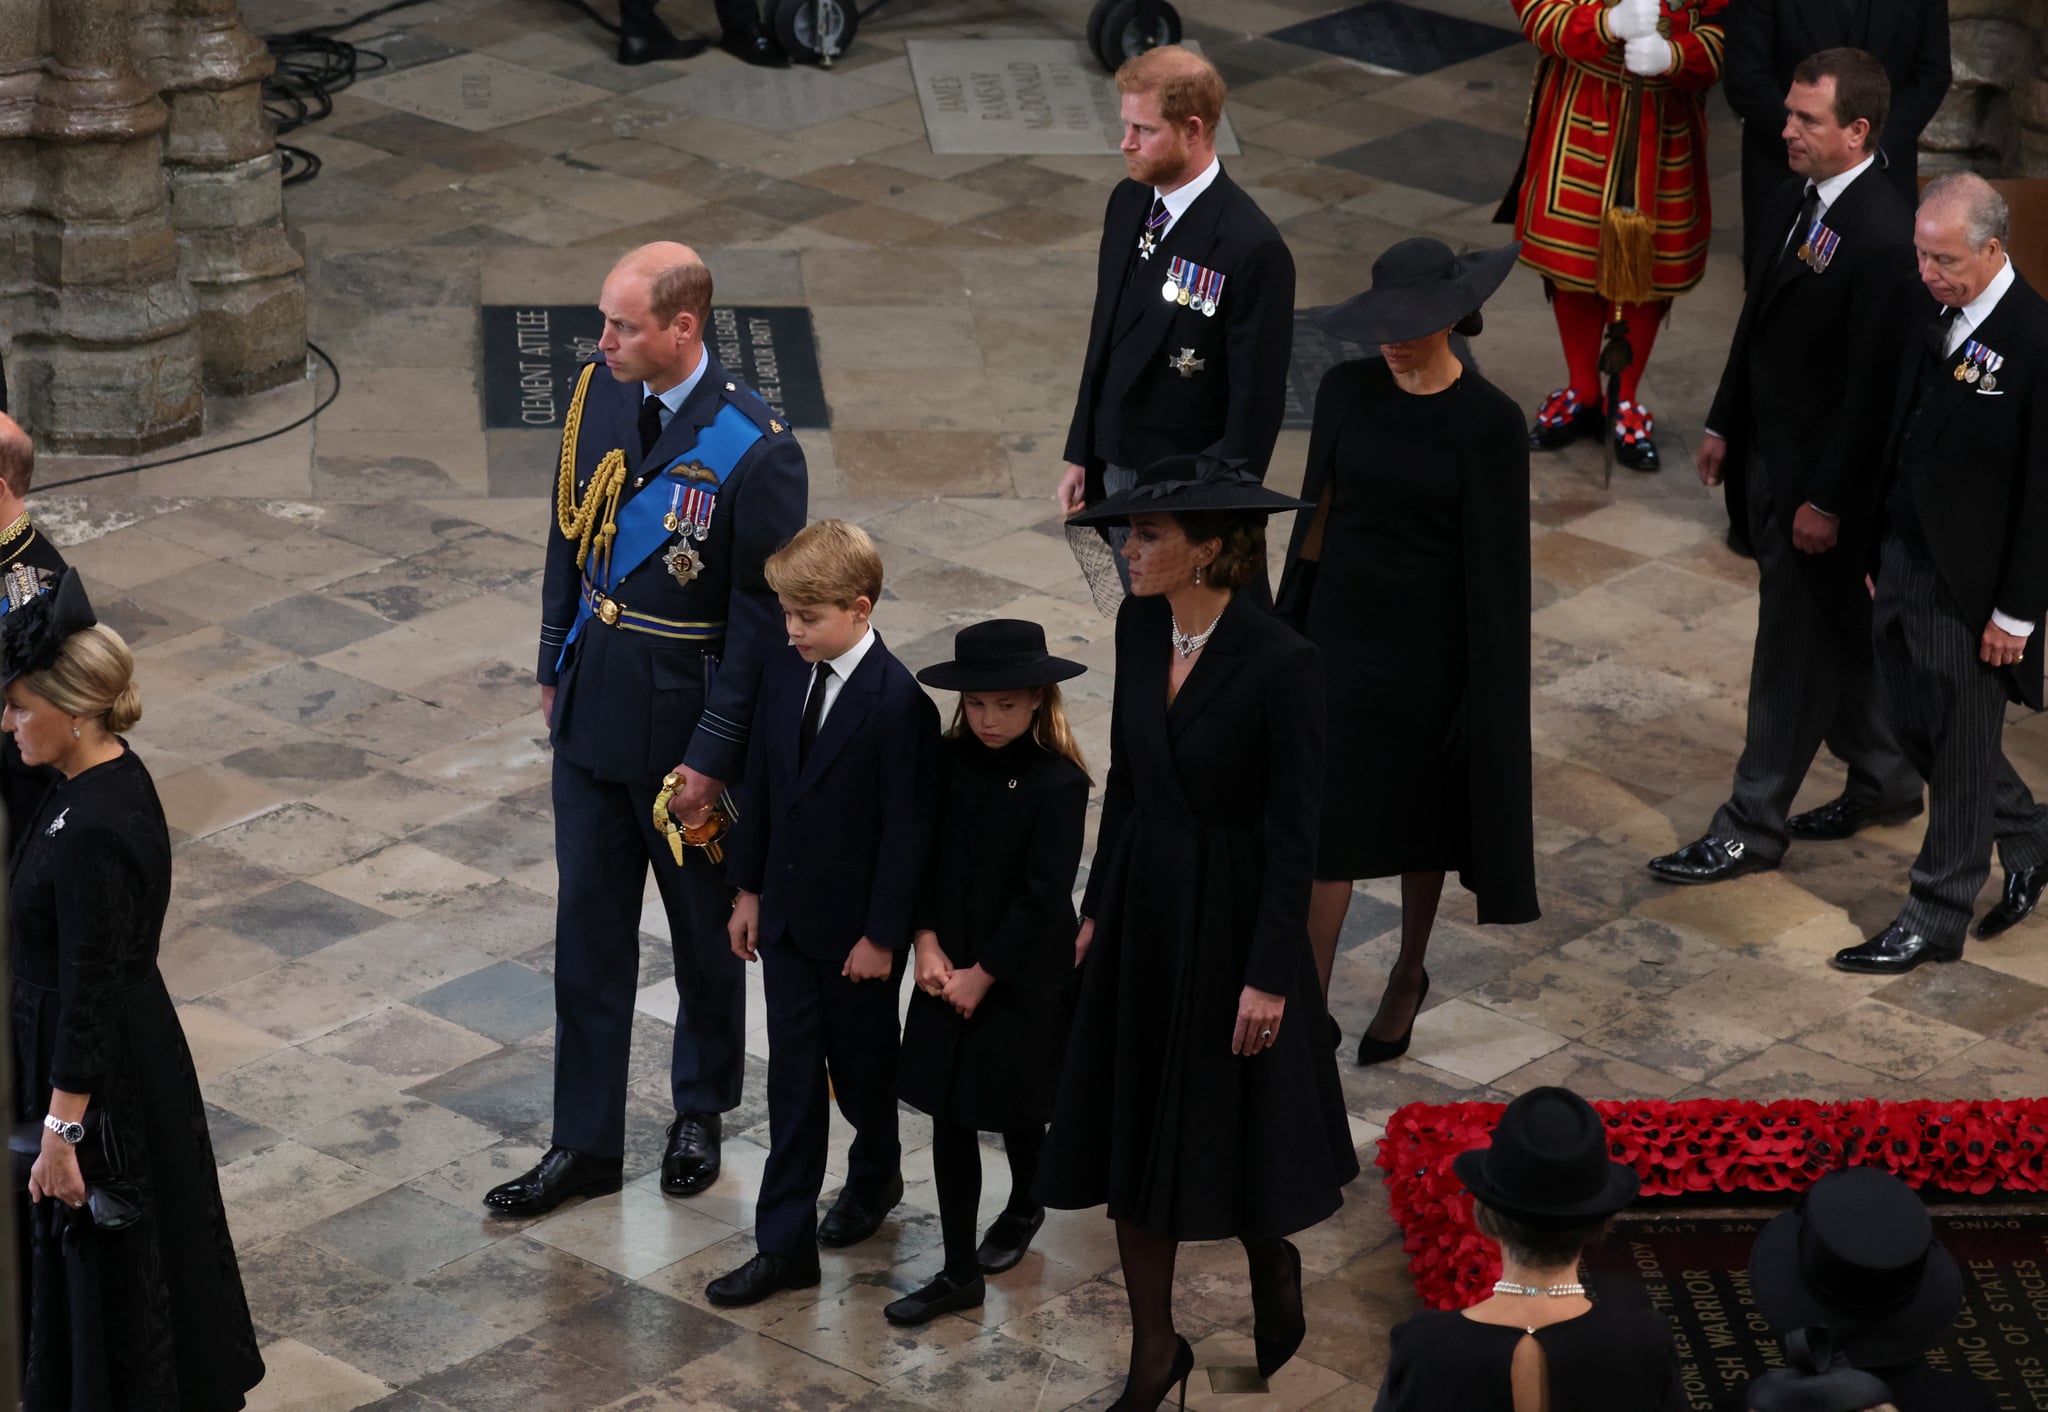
[1606,0,1660,41]
[1624,34,1675,76]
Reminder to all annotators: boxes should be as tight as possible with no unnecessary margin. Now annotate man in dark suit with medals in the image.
[1724,0,1950,278]
[1054,46,1294,592]
[486,243,807,1215]
[0,411,70,833]
[1651,50,1925,889]
[1833,173,2048,973]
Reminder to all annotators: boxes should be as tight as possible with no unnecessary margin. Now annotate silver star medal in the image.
[664,542,703,585]
[45,807,67,838]
[1169,347,1205,378]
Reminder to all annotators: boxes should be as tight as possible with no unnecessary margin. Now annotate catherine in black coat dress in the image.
[899,732,1089,1133]
[11,747,263,1410]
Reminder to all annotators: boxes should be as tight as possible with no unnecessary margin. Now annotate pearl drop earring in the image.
[1193,564,1203,586]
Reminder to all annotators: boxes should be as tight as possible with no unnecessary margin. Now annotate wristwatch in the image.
[42,1114,83,1145]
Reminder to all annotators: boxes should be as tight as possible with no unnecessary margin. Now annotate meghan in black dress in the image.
[4,572,263,1411]
[1277,238,1539,1067]
[1047,456,1359,1410]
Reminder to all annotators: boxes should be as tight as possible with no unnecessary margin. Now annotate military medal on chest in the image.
[1160,257,1224,316]
[1955,338,2003,389]
[1137,202,1170,260]
[661,478,719,583]
[1798,219,1840,274]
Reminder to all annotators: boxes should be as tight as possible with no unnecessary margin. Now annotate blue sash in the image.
[562,402,764,657]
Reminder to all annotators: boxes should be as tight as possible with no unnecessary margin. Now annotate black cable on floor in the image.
[31,344,342,495]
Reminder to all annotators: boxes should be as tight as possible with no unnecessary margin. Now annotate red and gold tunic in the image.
[1510,0,1727,297]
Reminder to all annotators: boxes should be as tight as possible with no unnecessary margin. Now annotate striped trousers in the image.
[1710,455,1917,861]
[1872,535,2048,947]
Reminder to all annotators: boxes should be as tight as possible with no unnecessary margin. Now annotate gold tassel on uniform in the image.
[555,363,629,575]
[1595,72,1658,306]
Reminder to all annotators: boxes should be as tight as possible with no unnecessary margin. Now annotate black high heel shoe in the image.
[1251,1238,1306,1379]
[1355,971,1430,1067]
[1107,1334,1194,1410]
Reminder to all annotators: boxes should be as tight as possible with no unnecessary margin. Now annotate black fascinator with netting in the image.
[2,567,96,685]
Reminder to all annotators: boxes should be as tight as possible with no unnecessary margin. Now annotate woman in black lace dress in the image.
[5,571,263,1411]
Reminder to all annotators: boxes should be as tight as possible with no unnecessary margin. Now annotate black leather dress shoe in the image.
[1831,924,1960,974]
[1647,836,1777,885]
[818,1172,904,1248]
[482,1147,623,1218]
[976,1205,1045,1274]
[618,1,707,65]
[705,1251,821,1308]
[1976,861,2048,940]
[721,20,791,67]
[1787,794,1925,841]
[661,1111,721,1198]
[883,1270,985,1326]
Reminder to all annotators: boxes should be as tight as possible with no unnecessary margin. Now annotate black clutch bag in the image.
[9,1112,141,1229]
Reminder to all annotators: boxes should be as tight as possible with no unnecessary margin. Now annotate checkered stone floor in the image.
[25,0,2048,1408]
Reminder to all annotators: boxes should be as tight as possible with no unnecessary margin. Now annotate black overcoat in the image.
[11,748,263,1411]
[1063,169,1295,496]
[1037,593,1359,1240]
[898,733,1089,1131]
[1707,165,1932,632]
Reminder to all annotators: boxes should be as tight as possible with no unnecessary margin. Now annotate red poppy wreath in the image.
[1378,1098,2048,1309]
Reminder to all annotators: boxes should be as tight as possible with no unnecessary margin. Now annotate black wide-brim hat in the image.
[1065,453,1310,528]
[1452,1086,1640,1230]
[1751,1167,1964,1368]
[1312,236,1521,347]
[1,567,95,686]
[917,618,1086,693]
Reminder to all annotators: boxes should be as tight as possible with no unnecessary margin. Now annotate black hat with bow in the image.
[1,568,95,686]
[1312,236,1521,346]
[1065,453,1310,528]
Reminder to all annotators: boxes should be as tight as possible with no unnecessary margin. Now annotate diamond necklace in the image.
[1169,606,1224,659]
[1491,1279,1586,1297]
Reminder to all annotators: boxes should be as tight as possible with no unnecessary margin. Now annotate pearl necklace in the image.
[1491,1279,1586,1297]
[1169,607,1224,659]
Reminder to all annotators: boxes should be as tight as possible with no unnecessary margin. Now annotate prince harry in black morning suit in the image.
[1055,45,1295,581]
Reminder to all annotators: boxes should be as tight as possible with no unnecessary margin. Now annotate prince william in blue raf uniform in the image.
[485,243,807,1218]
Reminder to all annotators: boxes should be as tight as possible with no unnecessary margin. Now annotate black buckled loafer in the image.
[721,20,790,67]
[705,1251,822,1308]
[1830,923,1960,975]
[1788,794,1925,841]
[1647,835,1778,885]
[818,1172,904,1249]
[1976,861,2048,940]
[482,1147,623,1218]
[976,1205,1046,1275]
[661,1111,722,1198]
[883,1271,986,1326]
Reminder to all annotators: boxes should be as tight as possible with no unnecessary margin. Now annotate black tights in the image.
[930,1119,1045,1279]
[1115,1222,1298,1390]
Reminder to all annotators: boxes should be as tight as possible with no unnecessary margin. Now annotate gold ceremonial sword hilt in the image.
[652,772,731,866]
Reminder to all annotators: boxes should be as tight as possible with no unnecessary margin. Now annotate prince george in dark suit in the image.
[1055,46,1294,583]
[708,520,938,1307]
[485,244,807,1219]
[1834,174,2048,973]
[1652,50,1924,888]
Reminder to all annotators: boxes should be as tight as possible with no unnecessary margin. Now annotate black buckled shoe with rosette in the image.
[1529,387,1602,450]
[1613,399,1660,472]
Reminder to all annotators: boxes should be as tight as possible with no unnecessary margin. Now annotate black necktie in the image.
[798,661,832,766]
[1772,184,1822,286]
[638,394,664,457]
[1926,305,1962,357]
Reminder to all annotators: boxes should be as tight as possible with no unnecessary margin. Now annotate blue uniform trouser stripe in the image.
[549,754,746,1154]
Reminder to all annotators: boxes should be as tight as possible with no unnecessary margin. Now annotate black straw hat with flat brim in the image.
[1751,1167,1964,1369]
[1065,453,1310,528]
[1451,1086,1640,1229]
[917,618,1086,693]
[1312,237,1521,347]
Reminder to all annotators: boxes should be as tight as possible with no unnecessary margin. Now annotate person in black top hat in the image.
[1376,1087,1680,1412]
[882,621,1092,1328]
[1275,237,1538,1067]
[1039,454,1356,1409]
[1746,1167,1988,1412]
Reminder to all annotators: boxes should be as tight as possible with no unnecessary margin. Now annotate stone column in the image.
[133,0,304,396]
[1924,0,2043,176]
[5,0,205,452]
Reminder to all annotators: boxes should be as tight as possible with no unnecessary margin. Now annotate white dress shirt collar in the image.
[643,345,710,422]
[1809,153,1875,219]
[1156,155,1221,236]
[1947,256,2016,356]
[809,625,876,728]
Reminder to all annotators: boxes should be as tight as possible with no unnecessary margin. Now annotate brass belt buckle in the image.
[596,594,621,627]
